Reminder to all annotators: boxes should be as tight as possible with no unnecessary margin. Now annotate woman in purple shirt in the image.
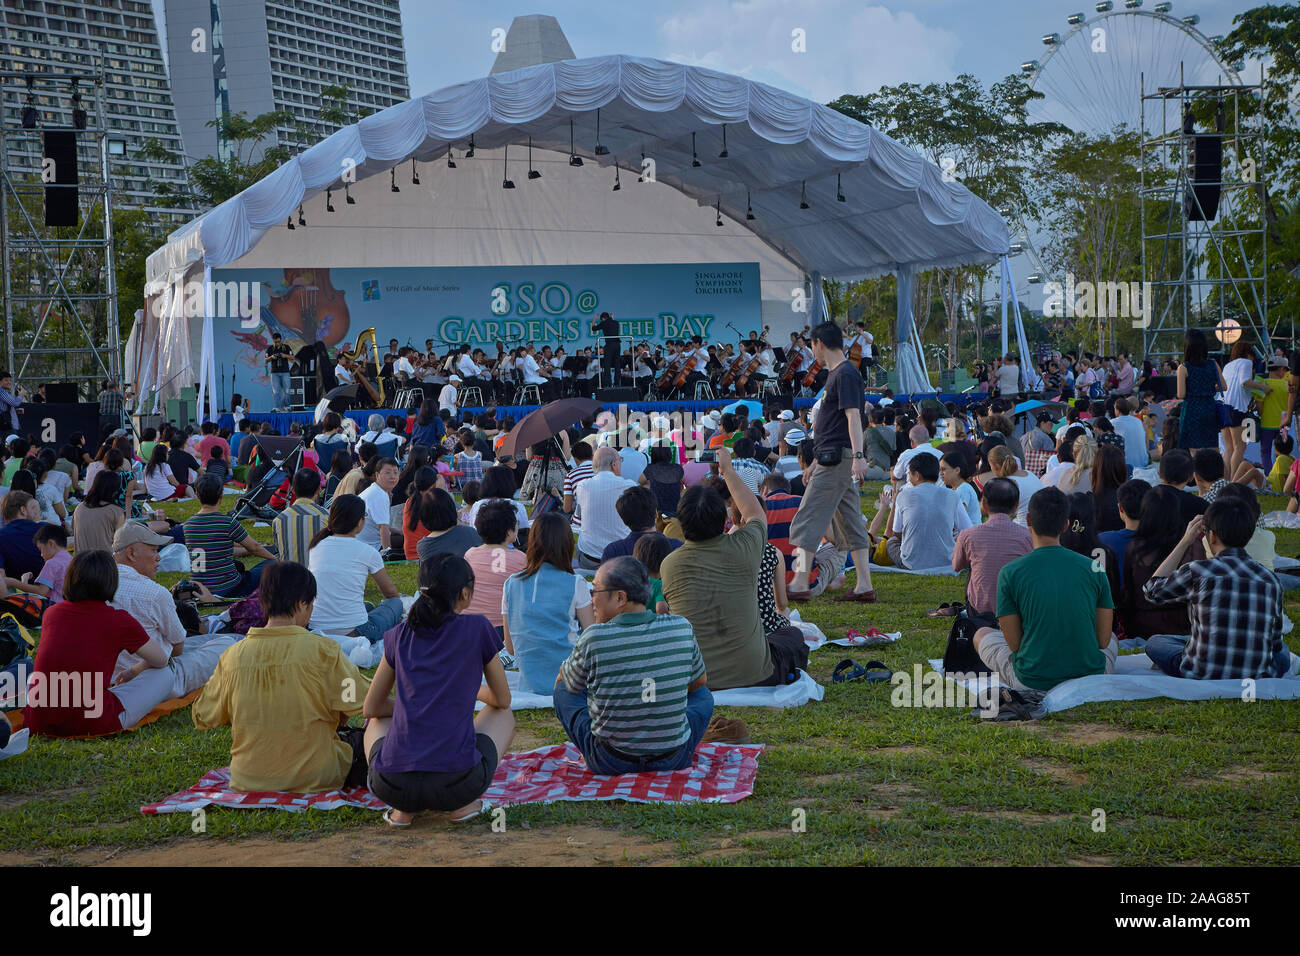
[362,553,515,826]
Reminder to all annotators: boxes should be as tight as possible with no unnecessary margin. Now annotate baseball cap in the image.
[778,410,795,421]
[785,428,807,444]
[1269,355,1287,368]
[113,522,174,551]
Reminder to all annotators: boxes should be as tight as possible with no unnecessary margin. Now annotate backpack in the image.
[942,609,995,675]
[0,612,35,668]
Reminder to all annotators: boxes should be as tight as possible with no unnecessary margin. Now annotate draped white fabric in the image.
[895,265,930,394]
[146,54,1008,290]
[1000,255,1035,389]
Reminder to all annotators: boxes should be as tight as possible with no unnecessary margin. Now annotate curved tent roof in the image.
[147,54,1009,289]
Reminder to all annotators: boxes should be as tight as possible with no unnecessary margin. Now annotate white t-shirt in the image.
[335,363,354,384]
[892,444,942,481]
[1007,472,1046,526]
[358,481,391,549]
[953,481,981,526]
[439,383,459,412]
[142,463,176,500]
[1222,357,1254,412]
[466,496,531,530]
[308,534,384,633]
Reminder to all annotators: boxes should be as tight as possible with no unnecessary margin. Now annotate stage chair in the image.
[458,385,483,408]
[693,380,715,400]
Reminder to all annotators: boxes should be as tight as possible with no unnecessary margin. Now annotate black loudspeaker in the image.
[43,382,79,403]
[43,131,79,227]
[15,402,99,447]
[1184,134,1222,222]
[595,387,640,403]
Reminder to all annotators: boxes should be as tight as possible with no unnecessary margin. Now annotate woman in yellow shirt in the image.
[193,561,371,793]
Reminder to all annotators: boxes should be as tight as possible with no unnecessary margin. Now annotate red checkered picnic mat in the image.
[141,743,765,814]
[140,767,388,814]
[479,742,765,808]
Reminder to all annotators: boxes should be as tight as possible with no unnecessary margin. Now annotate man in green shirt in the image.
[973,485,1117,691]
[661,446,809,689]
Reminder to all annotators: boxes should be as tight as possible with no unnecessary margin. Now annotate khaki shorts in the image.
[788,453,871,554]
[976,629,1118,692]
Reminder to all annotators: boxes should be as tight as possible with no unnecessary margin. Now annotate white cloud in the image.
[659,1,962,102]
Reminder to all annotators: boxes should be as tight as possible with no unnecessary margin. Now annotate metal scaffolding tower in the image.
[1140,66,1270,361]
[0,58,120,394]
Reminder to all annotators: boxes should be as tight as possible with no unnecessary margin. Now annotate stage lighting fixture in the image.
[527,137,541,179]
[286,216,295,231]
[715,199,723,227]
[502,145,515,188]
[345,184,355,204]
[326,189,335,212]
[568,119,583,167]
[1067,13,1084,26]
[21,98,37,129]
[411,158,420,185]
[637,150,646,182]
[391,168,399,192]
[71,92,87,130]
[466,135,475,158]
[612,166,620,191]
[746,190,755,221]
[594,110,609,155]
[719,125,728,158]
[836,173,845,202]
[799,181,809,210]
[691,132,701,167]
[447,143,456,169]
[296,204,306,226]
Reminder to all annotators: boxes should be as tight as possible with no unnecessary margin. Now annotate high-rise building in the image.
[0,0,194,220]
[164,0,410,165]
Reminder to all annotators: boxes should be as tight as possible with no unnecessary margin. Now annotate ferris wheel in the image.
[1007,1,1244,281]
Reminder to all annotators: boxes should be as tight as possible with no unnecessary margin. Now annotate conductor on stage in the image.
[592,311,620,389]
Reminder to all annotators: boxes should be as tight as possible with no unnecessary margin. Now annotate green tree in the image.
[140,109,294,209]
[828,74,1068,367]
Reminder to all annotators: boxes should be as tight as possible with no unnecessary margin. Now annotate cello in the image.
[780,347,806,386]
[656,353,683,394]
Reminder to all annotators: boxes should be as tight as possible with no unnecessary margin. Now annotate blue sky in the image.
[152,1,1255,105]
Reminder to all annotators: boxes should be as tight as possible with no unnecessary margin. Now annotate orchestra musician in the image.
[847,322,875,369]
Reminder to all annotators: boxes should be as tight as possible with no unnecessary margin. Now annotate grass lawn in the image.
[2,484,1298,866]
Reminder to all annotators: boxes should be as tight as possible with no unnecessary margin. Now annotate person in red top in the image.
[402,467,439,559]
[22,550,164,737]
[196,421,231,468]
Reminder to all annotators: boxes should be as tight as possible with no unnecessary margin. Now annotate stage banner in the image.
[209,262,761,410]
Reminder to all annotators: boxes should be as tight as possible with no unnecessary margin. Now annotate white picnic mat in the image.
[478,667,824,711]
[864,563,959,576]
[928,653,1300,715]
[0,728,28,761]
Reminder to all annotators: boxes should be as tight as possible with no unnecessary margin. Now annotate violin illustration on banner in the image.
[266,268,352,347]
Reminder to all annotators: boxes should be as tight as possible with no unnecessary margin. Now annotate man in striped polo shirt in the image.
[553,556,714,775]
[760,472,845,598]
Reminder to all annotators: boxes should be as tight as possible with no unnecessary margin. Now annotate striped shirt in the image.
[764,492,819,587]
[183,511,248,593]
[731,456,770,495]
[952,512,1033,617]
[272,499,328,565]
[1142,548,1284,680]
[562,461,594,530]
[559,609,705,755]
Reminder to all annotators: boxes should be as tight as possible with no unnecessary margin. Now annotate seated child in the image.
[633,531,673,614]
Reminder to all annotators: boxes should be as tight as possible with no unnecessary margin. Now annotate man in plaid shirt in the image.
[1143,497,1293,680]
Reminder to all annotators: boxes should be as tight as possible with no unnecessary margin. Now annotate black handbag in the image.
[816,445,843,467]
[941,610,996,675]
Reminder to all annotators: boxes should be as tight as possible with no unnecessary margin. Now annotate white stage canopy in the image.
[143,54,1011,412]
